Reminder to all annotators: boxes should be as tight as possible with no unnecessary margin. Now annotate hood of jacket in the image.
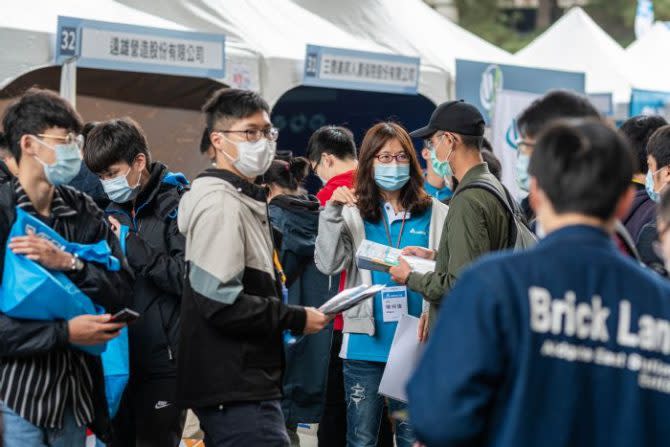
[269,194,320,257]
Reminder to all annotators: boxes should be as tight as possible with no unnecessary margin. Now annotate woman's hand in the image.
[329,186,357,207]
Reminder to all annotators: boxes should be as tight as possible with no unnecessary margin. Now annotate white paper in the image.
[379,314,423,403]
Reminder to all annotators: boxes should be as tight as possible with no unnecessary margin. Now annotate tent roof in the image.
[515,7,632,103]
[292,0,512,77]
[0,0,261,108]
[116,0,449,105]
[625,22,670,93]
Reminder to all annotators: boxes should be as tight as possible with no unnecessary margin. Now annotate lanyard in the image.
[273,250,287,285]
[382,207,408,249]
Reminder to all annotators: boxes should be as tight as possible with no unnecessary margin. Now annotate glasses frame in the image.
[213,127,279,143]
[375,153,410,164]
[37,132,84,148]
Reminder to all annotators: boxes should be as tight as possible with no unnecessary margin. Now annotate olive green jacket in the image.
[407,163,510,327]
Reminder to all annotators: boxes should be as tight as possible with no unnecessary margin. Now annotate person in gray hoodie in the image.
[176,88,331,447]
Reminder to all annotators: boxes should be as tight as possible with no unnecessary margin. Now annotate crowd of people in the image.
[1,84,670,447]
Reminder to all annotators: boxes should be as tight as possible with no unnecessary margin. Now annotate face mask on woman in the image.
[374,164,410,191]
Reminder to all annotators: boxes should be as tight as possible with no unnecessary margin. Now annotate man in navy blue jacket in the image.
[407,118,670,447]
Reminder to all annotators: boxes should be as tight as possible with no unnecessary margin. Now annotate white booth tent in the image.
[292,0,513,95]
[515,7,633,108]
[0,0,262,107]
[115,0,449,106]
[625,22,670,93]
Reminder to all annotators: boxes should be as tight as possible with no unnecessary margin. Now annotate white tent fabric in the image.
[625,22,670,93]
[0,0,261,92]
[115,0,449,106]
[515,7,633,104]
[292,0,513,85]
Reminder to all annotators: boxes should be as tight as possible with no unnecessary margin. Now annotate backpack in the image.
[454,180,537,251]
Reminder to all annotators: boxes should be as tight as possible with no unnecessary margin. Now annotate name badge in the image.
[381,286,408,323]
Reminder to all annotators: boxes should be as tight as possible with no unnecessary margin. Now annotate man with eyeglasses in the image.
[389,100,510,330]
[177,88,331,446]
[0,88,133,446]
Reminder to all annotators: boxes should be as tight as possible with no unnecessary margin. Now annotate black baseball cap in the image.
[410,100,485,139]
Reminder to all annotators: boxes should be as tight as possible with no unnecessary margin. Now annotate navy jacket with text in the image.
[408,225,670,447]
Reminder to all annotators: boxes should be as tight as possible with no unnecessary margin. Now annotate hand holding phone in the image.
[109,308,140,324]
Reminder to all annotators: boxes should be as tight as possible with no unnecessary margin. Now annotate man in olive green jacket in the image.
[390,100,509,328]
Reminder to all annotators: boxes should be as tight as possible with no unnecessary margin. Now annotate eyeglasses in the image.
[376,153,410,164]
[213,127,279,143]
[37,132,84,148]
[515,139,535,155]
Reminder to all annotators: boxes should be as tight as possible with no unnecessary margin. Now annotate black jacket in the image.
[269,194,336,425]
[0,179,133,442]
[0,160,13,184]
[105,162,187,382]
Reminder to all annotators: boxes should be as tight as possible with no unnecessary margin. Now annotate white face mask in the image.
[219,136,276,178]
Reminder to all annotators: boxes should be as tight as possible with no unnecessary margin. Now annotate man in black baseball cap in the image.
[391,99,512,333]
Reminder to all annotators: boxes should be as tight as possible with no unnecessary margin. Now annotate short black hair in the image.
[620,116,668,173]
[482,149,502,180]
[306,126,357,163]
[482,137,493,152]
[202,88,270,132]
[529,119,634,220]
[199,128,212,154]
[647,125,670,171]
[459,134,483,150]
[2,88,83,162]
[0,131,10,159]
[517,90,600,139]
[83,118,151,173]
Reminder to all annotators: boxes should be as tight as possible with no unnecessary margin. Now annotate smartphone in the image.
[110,308,140,324]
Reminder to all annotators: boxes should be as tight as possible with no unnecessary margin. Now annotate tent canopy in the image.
[116,0,449,105]
[515,7,632,104]
[292,0,512,81]
[625,22,670,94]
[0,0,261,108]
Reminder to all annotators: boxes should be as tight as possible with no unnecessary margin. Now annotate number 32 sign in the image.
[59,26,79,57]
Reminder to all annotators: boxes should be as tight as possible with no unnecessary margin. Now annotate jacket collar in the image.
[540,224,613,248]
[14,179,77,218]
[455,163,491,192]
[197,168,267,202]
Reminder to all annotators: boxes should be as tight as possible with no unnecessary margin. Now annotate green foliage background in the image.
[454,0,670,53]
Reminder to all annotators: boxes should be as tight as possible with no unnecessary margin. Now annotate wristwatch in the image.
[70,254,85,272]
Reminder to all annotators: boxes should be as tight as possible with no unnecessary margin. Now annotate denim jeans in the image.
[343,359,415,447]
[1,401,86,447]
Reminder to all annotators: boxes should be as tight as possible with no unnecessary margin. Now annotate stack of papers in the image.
[356,240,436,274]
[379,314,424,403]
[319,284,386,315]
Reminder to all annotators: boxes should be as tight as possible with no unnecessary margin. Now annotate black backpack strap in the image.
[453,180,519,248]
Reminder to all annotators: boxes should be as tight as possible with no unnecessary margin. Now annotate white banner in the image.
[491,89,540,201]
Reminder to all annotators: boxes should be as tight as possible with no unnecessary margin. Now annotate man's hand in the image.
[303,307,333,334]
[389,256,412,285]
[68,314,126,346]
[329,186,357,207]
[418,312,429,343]
[401,246,436,261]
[108,216,122,239]
[9,232,73,271]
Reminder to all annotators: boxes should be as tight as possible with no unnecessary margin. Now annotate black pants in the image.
[110,377,186,447]
[317,331,394,447]
[194,400,289,447]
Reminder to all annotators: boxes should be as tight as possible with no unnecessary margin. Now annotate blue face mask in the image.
[516,153,531,192]
[32,136,82,186]
[101,167,142,203]
[647,169,661,203]
[374,164,410,191]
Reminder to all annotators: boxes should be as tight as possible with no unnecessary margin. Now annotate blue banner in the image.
[56,16,226,78]
[455,59,586,123]
[303,44,420,95]
[630,88,670,116]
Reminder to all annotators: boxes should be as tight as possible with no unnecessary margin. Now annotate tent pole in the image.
[60,58,77,107]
